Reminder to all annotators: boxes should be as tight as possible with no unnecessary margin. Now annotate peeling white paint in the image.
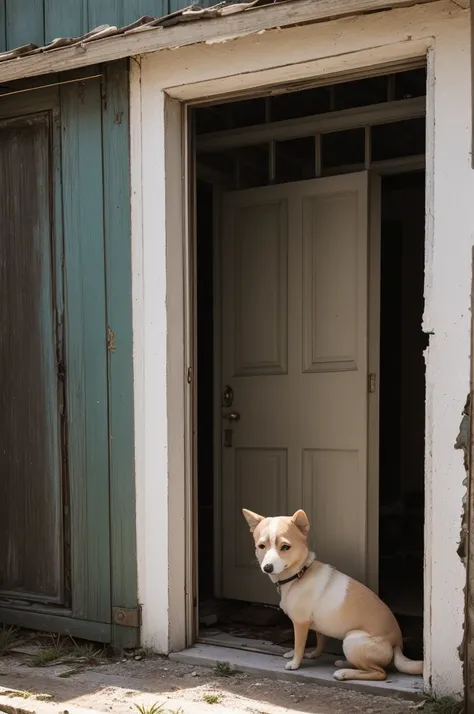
[423,18,473,697]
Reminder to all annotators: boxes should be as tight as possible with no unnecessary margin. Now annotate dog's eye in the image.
[258,543,266,550]
[281,544,291,551]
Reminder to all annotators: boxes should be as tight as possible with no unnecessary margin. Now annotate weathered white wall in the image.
[423,17,473,698]
[131,0,471,697]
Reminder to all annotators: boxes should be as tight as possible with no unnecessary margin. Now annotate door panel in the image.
[220,173,373,604]
[233,200,288,376]
[0,113,65,604]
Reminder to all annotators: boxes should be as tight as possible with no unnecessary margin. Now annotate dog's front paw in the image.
[283,650,294,659]
[333,668,352,681]
[285,660,301,671]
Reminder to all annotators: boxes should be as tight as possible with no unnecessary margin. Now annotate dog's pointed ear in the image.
[291,509,310,535]
[242,508,265,533]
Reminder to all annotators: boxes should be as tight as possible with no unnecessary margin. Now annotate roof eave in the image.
[0,0,457,84]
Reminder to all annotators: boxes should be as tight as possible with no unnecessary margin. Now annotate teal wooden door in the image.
[0,65,138,647]
[0,112,65,606]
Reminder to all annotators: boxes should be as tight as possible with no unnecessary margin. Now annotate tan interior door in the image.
[219,172,375,605]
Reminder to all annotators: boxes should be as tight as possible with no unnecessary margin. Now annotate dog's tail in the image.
[393,645,423,675]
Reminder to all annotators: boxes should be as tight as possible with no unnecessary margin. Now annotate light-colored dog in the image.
[242,508,423,682]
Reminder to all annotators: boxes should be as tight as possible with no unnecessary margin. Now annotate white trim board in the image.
[157,0,464,100]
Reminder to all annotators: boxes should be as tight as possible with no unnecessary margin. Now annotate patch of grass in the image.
[29,635,102,668]
[65,640,102,664]
[213,661,233,677]
[0,626,22,656]
[203,694,221,705]
[29,636,68,667]
[422,696,464,714]
[134,703,165,714]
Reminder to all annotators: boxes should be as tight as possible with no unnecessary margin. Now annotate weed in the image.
[29,638,67,667]
[134,702,165,714]
[0,626,22,656]
[422,695,463,714]
[213,661,233,677]
[29,635,102,668]
[203,694,221,704]
[65,640,102,664]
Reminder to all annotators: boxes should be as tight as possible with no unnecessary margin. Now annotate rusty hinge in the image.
[112,606,141,628]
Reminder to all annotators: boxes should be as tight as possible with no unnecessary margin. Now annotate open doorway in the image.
[193,68,426,661]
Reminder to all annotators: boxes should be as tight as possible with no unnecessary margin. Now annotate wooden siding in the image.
[102,61,139,650]
[0,62,138,648]
[0,0,220,51]
[61,71,112,626]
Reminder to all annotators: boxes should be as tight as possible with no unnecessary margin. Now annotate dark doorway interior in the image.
[378,170,427,659]
[194,73,426,661]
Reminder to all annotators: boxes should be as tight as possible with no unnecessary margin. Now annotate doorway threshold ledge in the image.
[169,644,423,700]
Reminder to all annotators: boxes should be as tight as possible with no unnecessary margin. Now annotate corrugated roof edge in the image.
[0,1,279,64]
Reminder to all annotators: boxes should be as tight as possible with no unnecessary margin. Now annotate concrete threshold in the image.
[169,644,423,700]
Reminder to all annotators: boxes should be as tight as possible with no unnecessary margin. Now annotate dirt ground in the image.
[0,649,422,714]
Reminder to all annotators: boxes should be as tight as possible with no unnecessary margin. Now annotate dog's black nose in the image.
[263,564,274,573]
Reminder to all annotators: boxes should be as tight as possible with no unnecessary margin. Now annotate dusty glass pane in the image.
[270,86,331,121]
[321,128,365,171]
[371,118,425,161]
[198,151,238,189]
[237,144,270,188]
[196,98,266,134]
[334,76,388,110]
[394,68,427,100]
[275,136,315,183]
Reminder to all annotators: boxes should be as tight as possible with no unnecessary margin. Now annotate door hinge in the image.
[368,373,376,394]
[187,366,193,384]
[112,606,141,628]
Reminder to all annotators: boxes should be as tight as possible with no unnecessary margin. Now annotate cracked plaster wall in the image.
[422,16,474,698]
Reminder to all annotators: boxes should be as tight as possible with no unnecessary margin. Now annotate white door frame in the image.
[131,0,471,698]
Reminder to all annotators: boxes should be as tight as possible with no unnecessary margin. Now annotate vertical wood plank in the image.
[122,0,168,24]
[6,0,44,49]
[88,0,121,29]
[102,60,139,649]
[44,0,85,43]
[61,73,111,624]
[0,1,6,53]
